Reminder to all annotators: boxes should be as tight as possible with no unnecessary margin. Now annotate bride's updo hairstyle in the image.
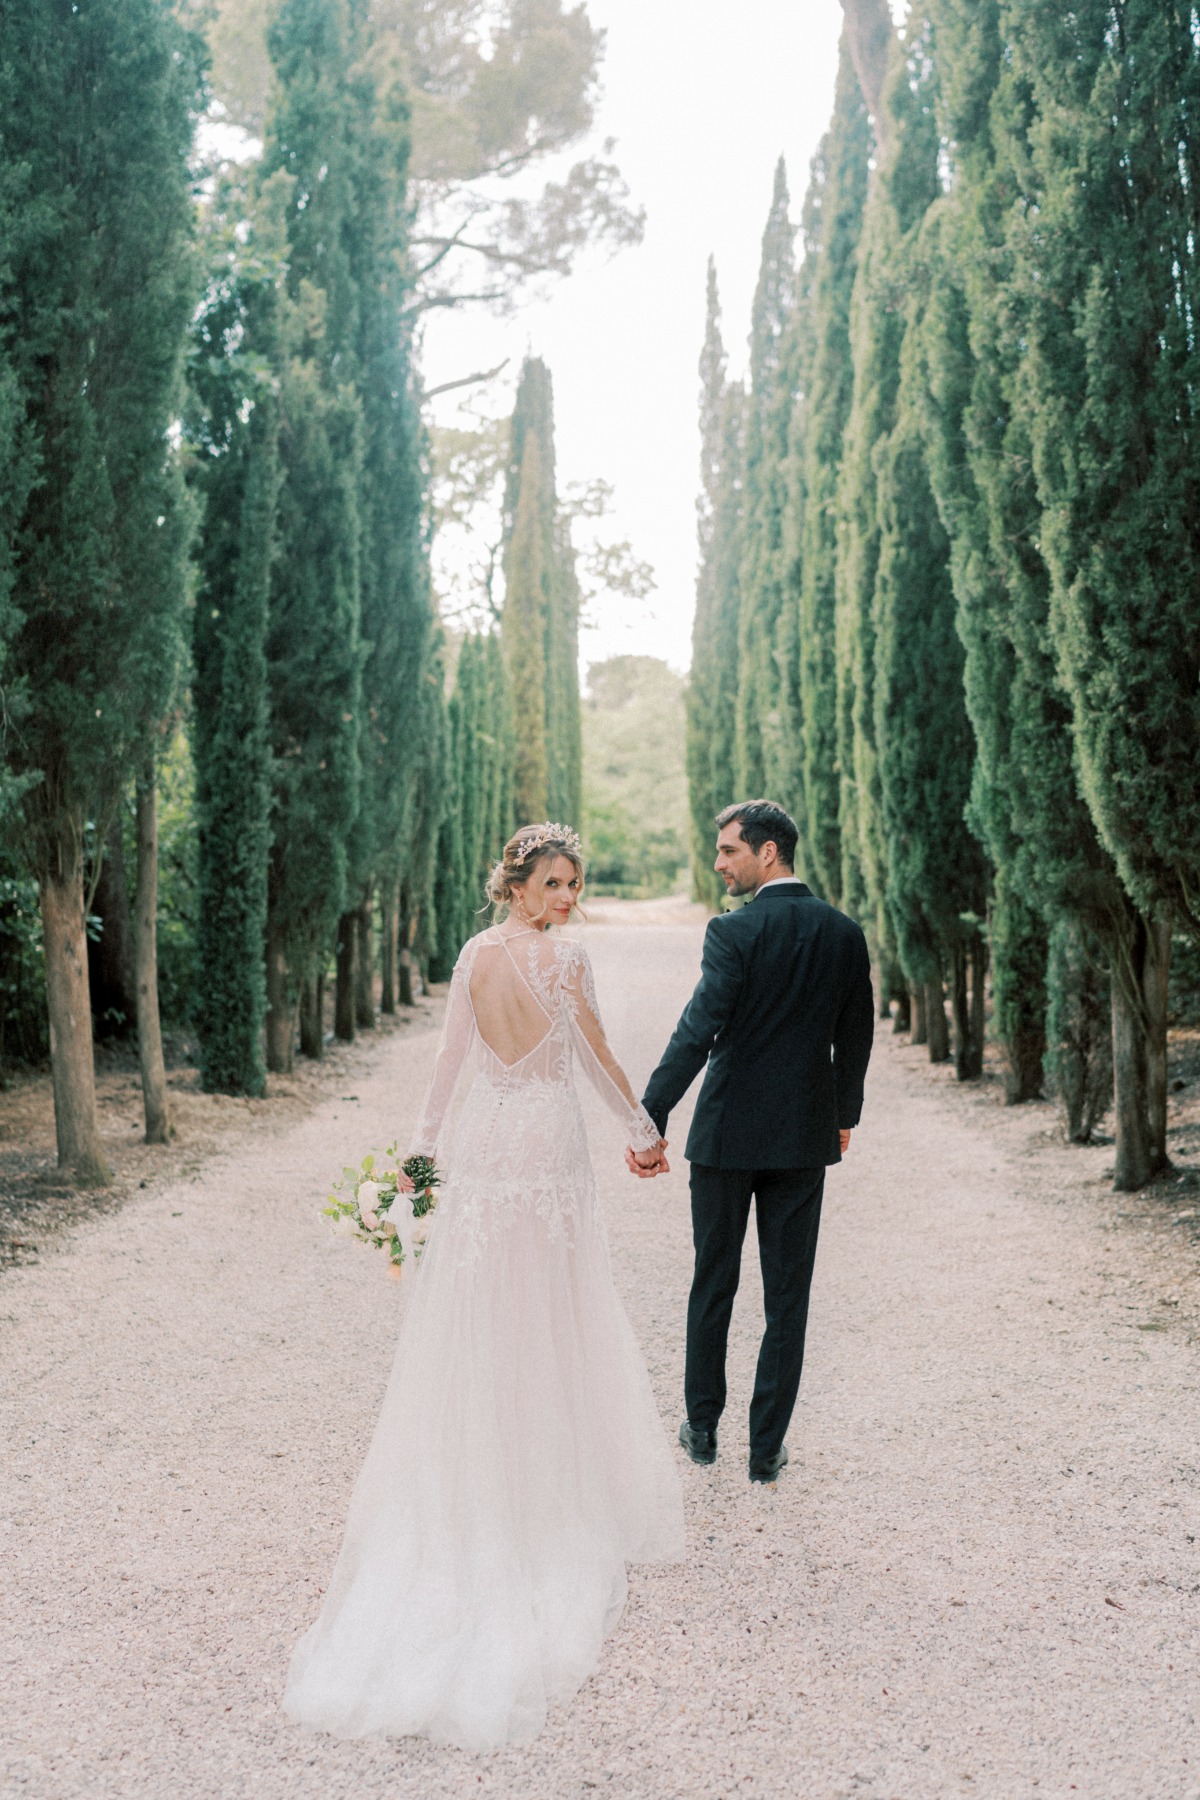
[487,822,585,919]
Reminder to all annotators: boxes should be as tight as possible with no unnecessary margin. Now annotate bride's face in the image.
[515,854,583,928]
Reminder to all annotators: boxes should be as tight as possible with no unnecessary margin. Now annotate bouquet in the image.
[323,1145,441,1271]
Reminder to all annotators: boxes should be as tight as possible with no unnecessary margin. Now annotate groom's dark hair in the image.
[716,800,798,870]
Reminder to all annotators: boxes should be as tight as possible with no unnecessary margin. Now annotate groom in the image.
[629,800,874,1483]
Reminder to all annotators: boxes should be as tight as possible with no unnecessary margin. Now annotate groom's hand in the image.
[625,1142,669,1178]
[839,1129,852,1155]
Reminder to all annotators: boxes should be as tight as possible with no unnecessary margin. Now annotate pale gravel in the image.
[2,905,1199,1800]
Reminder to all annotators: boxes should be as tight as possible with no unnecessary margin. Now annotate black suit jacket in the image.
[641,882,874,1169]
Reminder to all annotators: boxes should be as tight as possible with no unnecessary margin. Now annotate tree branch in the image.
[422,359,511,401]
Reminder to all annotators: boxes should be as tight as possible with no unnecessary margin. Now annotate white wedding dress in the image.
[283,925,685,1751]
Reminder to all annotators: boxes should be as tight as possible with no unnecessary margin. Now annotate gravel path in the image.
[3,908,1199,1800]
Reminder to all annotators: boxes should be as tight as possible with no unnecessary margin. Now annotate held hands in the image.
[625,1139,669,1180]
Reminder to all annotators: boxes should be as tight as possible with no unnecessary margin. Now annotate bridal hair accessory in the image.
[514,821,583,857]
[323,1146,441,1274]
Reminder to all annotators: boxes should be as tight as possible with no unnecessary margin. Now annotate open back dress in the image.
[283,925,685,1751]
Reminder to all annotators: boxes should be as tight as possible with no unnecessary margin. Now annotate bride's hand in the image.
[396,1171,416,1194]
[625,1141,669,1179]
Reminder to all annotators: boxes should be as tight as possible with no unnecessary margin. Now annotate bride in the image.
[283,823,685,1751]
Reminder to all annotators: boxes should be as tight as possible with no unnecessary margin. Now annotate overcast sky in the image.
[422,0,853,679]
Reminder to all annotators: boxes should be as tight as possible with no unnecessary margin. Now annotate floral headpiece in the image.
[515,821,583,859]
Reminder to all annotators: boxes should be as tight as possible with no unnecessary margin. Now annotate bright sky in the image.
[423,0,851,677]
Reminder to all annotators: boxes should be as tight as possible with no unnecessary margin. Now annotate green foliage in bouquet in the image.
[401,1155,441,1220]
[323,1144,440,1269]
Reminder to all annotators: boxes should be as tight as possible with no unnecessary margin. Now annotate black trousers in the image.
[685,1163,825,1460]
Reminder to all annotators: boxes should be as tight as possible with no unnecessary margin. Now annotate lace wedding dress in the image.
[283,925,685,1751]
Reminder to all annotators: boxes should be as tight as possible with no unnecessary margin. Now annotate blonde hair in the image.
[486,823,585,917]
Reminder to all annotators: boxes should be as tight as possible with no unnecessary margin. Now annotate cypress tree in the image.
[687,262,745,906]
[912,1,1051,1100]
[914,0,1172,1178]
[188,175,290,1097]
[259,0,366,1072]
[735,160,797,801]
[547,518,583,827]
[1005,0,1200,1182]
[502,423,551,821]
[500,357,579,828]
[794,39,872,905]
[870,14,989,1075]
[344,18,430,1038]
[835,42,907,957]
[1,0,202,1168]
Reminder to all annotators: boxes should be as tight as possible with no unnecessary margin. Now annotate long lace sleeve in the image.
[408,950,476,1160]
[561,943,662,1150]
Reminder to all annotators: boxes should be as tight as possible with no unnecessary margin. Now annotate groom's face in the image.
[714,822,766,897]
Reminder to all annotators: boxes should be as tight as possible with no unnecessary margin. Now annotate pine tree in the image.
[687,263,745,906]
[1,0,202,1169]
[735,160,797,801]
[794,39,872,904]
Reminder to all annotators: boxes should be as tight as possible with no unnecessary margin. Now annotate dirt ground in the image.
[0,1005,441,1272]
[3,899,1200,1799]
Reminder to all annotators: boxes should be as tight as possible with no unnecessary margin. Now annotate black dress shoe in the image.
[679,1419,717,1465]
[748,1444,788,1484]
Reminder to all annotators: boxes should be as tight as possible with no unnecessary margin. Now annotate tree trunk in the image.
[952,938,985,1081]
[927,979,950,1064]
[911,985,927,1045]
[1144,917,1170,1173]
[88,812,137,1037]
[134,765,172,1144]
[40,838,111,1186]
[299,967,324,1060]
[399,947,416,1008]
[891,987,911,1033]
[335,910,357,1042]
[970,932,987,1074]
[355,895,375,1030]
[380,879,398,1016]
[1111,915,1171,1191]
[265,906,293,1074]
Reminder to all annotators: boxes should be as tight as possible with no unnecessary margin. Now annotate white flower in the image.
[377,1212,397,1236]
[357,1180,381,1231]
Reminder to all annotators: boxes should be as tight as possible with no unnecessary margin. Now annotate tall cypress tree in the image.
[259,0,366,1072]
[2,0,202,1167]
[794,38,872,905]
[502,423,551,821]
[836,19,941,1025]
[687,261,745,905]
[500,357,580,828]
[870,12,989,1075]
[1006,0,1200,1182]
[344,11,430,1039]
[915,0,1060,1102]
[188,173,290,1097]
[735,160,797,802]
